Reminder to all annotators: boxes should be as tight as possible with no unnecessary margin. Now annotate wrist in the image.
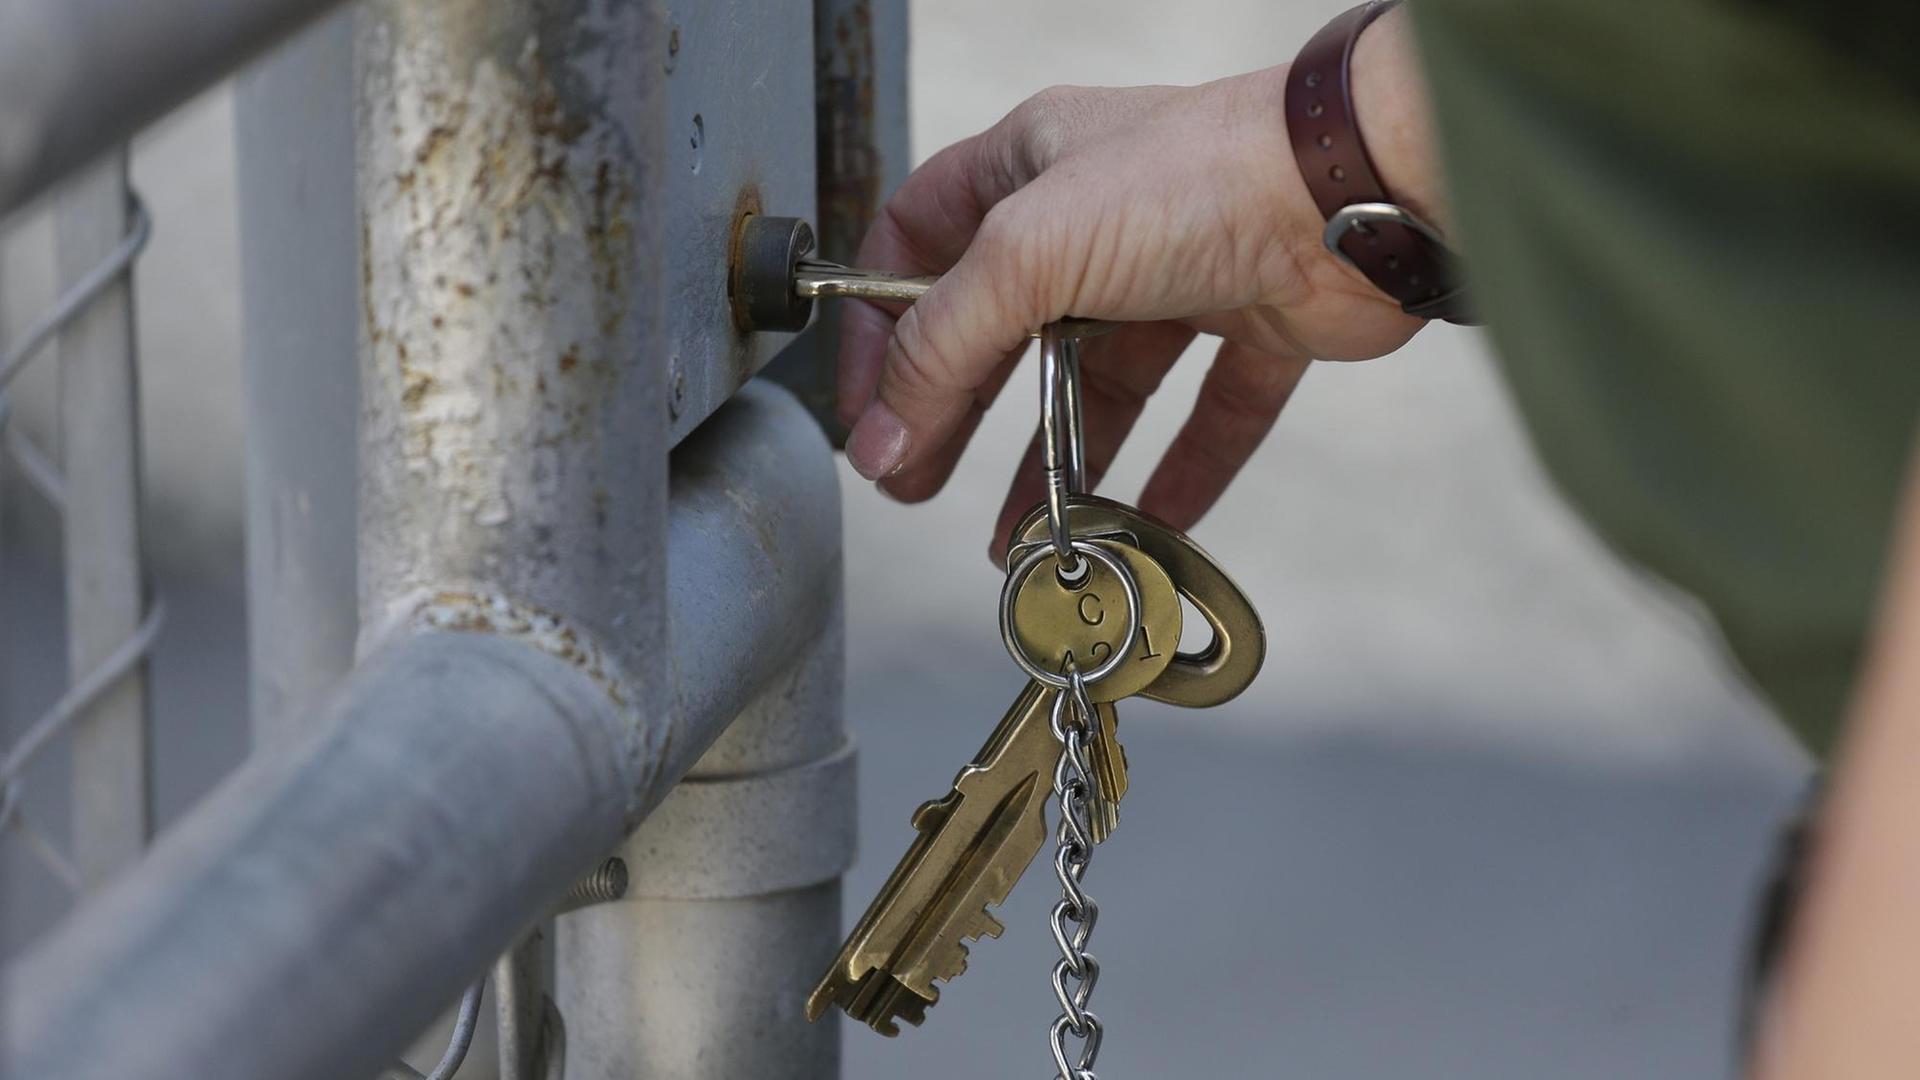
[1284,0,1473,324]
[1348,5,1449,235]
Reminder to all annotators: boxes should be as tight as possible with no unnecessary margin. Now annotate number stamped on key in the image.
[1006,538,1177,703]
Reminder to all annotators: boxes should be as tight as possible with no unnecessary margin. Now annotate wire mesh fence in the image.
[0,188,159,910]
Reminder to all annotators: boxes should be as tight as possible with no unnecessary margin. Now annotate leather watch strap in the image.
[1285,0,1475,324]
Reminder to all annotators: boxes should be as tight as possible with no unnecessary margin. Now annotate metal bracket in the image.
[663,0,817,445]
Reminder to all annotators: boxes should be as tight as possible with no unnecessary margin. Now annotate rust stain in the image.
[586,150,635,337]
[401,369,436,411]
[415,118,464,165]
[359,216,383,347]
[818,0,883,262]
[558,344,580,373]
[413,592,632,713]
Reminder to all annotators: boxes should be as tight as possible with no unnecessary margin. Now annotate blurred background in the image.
[0,1,1810,1077]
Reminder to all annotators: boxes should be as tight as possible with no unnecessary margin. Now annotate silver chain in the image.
[1047,670,1104,1079]
[1036,322,1109,1079]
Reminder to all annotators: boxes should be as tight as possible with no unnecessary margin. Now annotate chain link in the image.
[0,191,157,900]
[1024,321,1122,1078]
[1047,669,1104,1079]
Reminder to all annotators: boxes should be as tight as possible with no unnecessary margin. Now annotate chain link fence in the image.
[0,188,158,908]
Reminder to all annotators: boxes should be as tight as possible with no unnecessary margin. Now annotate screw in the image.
[665,25,681,73]
[555,857,628,914]
[668,357,686,420]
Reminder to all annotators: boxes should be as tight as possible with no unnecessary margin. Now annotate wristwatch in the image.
[1285,0,1476,324]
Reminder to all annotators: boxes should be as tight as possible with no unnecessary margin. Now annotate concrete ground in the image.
[1,2,1810,1077]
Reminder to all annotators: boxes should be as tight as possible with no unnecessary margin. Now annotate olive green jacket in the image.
[1412,0,1920,755]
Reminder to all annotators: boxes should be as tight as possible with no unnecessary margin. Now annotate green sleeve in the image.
[1409,0,1920,755]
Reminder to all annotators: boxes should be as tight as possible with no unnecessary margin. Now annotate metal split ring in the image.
[998,538,1142,690]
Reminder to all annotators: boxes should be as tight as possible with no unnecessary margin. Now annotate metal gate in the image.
[0,2,906,1076]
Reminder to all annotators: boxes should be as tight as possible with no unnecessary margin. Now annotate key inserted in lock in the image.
[729,213,1118,338]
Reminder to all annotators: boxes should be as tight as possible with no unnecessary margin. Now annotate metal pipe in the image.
[495,927,560,1080]
[353,0,671,763]
[557,386,851,1078]
[54,150,152,890]
[0,0,353,217]
[4,630,630,1080]
[233,10,359,745]
[1,381,845,1080]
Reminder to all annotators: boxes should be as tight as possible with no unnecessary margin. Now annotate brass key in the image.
[806,682,1091,1035]
[728,212,1118,338]
[1012,494,1267,709]
[1005,537,1175,840]
[808,539,1180,1035]
[794,259,1116,339]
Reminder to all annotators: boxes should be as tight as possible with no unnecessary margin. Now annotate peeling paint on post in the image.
[355,0,673,822]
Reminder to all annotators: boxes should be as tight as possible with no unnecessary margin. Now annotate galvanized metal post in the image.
[557,394,854,1079]
[54,150,152,890]
[234,9,359,746]
[355,0,670,695]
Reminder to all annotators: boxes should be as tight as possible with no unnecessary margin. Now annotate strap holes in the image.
[1386,255,1400,269]
[1307,101,1325,118]
[1305,71,1322,88]
[1317,134,1333,150]
[1408,273,1422,286]
[1328,165,1346,182]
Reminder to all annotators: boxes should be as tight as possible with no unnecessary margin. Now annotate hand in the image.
[835,7,1444,560]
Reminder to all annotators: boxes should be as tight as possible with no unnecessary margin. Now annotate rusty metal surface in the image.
[762,0,911,445]
[354,0,674,799]
[660,0,816,444]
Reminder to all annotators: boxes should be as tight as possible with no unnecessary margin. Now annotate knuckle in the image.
[968,209,1044,326]
[1011,84,1085,169]
[887,306,958,397]
[972,200,1029,263]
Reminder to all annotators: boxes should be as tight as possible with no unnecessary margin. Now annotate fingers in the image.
[988,321,1198,563]
[1136,339,1311,533]
[835,127,1033,430]
[836,84,1195,484]
[843,199,1060,480]
[877,344,1026,503]
[838,88,1160,482]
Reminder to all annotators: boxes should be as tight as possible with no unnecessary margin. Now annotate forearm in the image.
[1760,444,1920,1077]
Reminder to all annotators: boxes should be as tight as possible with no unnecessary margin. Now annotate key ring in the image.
[999,538,1142,689]
[1040,325,1088,574]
